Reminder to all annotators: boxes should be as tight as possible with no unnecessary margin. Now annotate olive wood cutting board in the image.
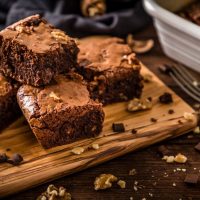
[0,65,198,198]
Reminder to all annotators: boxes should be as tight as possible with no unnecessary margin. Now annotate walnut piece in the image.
[117,180,126,189]
[127,98,153,112]
[71,147,85,155]
[37,184,71,200]
[51,30,69,43]
[91,143,100,150]
[162,155,175,163]
[183,112,195,121]
[174,153,187,163]
[194,126,200,134]
[129,168,137,176]
[94,174,118,190]
[49,91,61,101]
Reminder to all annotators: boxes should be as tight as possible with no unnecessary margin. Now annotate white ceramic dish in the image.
[143,0,200,72]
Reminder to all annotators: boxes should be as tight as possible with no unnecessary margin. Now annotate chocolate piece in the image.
[0,73,21,130]
[7,153,23,165]
[184,174,199,184]
[168,109,174,114]
[157,145,171,157]
[158,64,172,74]
[159,92,173,104]
[194,142,200,152]
[77,36,143,105]
[17,73,105,149]
[81,0,106,17]
[131,129,137,134]
[150,118,157,123]
[112,123,125,133]
[0,15,79,86]
[0,153,8,163]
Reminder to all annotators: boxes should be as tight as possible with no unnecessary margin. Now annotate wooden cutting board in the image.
[0,65,197,198]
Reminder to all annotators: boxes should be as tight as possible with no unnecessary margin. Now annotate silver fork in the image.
[159,63,200,102]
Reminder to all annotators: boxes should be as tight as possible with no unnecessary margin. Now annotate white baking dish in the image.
[143,0,200,73]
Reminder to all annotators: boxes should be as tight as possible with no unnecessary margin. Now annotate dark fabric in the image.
[0,0,151,37]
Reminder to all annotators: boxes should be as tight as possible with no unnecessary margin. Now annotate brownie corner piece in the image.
[77,36,143,104]
[17,73,104,148]
[0,14,79,86]
[0,73,21,130]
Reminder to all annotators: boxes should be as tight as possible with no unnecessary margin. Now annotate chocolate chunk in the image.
[112,123,125,133]
[194,142,200,152]
[158,64,172,74]
[150,118,157,123]
[131,129,137,134]
[159,92,173,104]
[8,153,23,165]
[168,109,174,114]
[157,145,171,156]
[184,174,199,184]
[0,153,8,163]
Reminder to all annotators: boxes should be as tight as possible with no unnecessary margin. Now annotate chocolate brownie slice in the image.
[77,36,143,104]
[0,14,79,86]
[17,73,105,149]
[0,73,21,130]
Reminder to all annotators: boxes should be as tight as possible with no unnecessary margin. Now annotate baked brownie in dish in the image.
[179,2,200,26]
[77,36,143,104]
[0,73,21,130]
[0,14,79,86]
[17,73,105,149]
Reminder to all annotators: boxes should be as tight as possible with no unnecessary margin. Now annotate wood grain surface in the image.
[0,62,198,198]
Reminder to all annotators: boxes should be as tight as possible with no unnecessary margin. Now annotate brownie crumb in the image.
[168,109,174,114]
[0,153,8,163]
[7,153,23,166]
[112,123,125,133]
[147,97,152,102]
[184,174,199,185]
[159,92,173,104]
[6,148,11,152]
[150,118,157,123]
[178,120,183,124]
[157,145,171,157]
[131,129,137,134]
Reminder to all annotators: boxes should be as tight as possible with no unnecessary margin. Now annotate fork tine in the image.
[176,63,199,86]
[172,65,200,95]
[170,71,200,102]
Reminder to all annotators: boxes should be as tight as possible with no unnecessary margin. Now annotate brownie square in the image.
[0,14,79,86]
[77,37,143,104]
[0,73,21,130]
[17,73,105,149]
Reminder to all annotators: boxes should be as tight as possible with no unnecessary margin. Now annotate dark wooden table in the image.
[6,25,200,200]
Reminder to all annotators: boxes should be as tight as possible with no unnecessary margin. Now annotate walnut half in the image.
[94,174,118,190]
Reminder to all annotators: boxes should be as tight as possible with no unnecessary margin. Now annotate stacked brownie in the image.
[0,15,144,148]
[0,15,105,148]
[0,73,21,130]
[77,36,143,104]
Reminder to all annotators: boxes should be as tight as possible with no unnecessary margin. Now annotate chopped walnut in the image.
[174,153,187,163]
[162,155,175,163]
[193,126,200,134]
[129,168,137,176]
[51,30,69,43]
[117,180,126,189]
[127,97,153,112]
[94,174,118,190]
[37,184,71,200]
[91,143,100,150]
[71,147,85,155]
[49,91,61,101]
[15,25,33,34]
[143,73,153,83]
[183,112,195,121]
